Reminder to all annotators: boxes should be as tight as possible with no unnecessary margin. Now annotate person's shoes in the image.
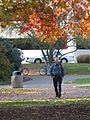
[58,94,61,98]
[55,95,58,97]
[56,92,58,97]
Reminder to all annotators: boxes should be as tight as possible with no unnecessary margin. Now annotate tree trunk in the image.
[49,46,53,66]
[41,49,48,64]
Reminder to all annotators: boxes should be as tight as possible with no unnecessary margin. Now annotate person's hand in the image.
[52,75,55,79]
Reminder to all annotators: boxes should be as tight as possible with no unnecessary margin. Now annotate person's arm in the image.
[61,64,65,77]
[49,64,54,76]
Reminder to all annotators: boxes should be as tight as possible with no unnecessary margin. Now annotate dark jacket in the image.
[50,63,64,77]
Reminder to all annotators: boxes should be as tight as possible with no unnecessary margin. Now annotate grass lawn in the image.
[63,63,90,75]
[22,63,45,70]
[0,98,90,108]
[65,78,90,89]
[76,86,90,89]
[72,78,90,84]
[65,78,90,84]
[22,63,90,75]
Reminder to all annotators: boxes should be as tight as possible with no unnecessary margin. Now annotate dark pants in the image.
[53,75,62,97]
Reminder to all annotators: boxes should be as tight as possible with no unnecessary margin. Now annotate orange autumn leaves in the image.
[81,17,90,38]
[54,0,90,39]
[67,17,90,39]
[1,0,89,44]
[74,0,90,38]
[20,0,90,44]
[21,12,67,44]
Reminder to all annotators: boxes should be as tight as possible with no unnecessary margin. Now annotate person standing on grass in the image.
[50,57,64,98]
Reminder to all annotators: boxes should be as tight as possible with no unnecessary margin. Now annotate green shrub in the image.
[6,48,23,71]
[77,55,90,63]
[0,54,13,82]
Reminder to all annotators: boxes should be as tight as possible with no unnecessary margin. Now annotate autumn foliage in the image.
[0,0,90,44]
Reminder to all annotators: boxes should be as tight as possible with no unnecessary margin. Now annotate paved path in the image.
[0,75,90,89]
[23,75,90,88]
[0,75,90,100]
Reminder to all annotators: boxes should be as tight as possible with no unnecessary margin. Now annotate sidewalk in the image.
[0,75,90,88]
[0,75,90,100]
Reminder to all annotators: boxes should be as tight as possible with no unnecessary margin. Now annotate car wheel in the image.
[61,58,68,63]
[34,59,42,64]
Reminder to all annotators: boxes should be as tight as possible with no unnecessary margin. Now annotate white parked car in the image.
[53,50,77,63]
[59,54,76,63]
[21,50,77,64]
[25,55,45,64]
[21,50,45,64]
[23,53,76,64]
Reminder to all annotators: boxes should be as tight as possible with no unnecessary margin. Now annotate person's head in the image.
[54,57,60,64]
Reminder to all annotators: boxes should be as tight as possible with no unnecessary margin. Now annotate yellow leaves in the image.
[5,0,11,1]
[0,88,42,96]
[74,0,82,3]
[43,6,53,16]
[56,8,66,17]
[81,17,90,38]
[84,11,89,20]
[28,11,64,44]
[86,2,90,16]
[0,22,7,28]
[74,7,85,20]
[19,0,90,43]
[0,0,89,44]
[53,0,60,4]
[56,8,62,16]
